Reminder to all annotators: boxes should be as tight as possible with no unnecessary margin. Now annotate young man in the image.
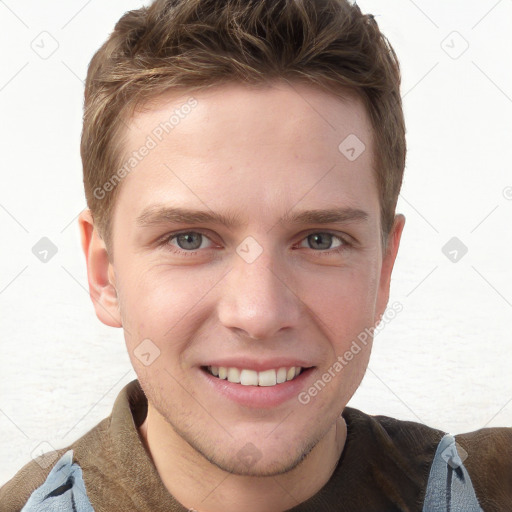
[1,0,510,510]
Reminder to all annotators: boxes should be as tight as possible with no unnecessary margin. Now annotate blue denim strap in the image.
[21,450,94,512]
[422,433,483,512]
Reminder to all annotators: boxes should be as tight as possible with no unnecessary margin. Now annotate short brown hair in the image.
[81,0,406,258]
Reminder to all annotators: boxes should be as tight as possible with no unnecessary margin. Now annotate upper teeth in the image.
[208,366,302,386]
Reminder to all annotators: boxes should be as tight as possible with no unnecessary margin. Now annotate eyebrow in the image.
[136,205,368,230]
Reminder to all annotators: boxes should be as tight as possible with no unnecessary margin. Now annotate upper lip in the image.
[201,358,314,372]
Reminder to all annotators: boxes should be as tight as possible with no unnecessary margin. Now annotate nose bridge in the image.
[217,239,300,340]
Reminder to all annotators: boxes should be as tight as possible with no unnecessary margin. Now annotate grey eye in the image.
[302,233,344,250]
[174,232,203,250]
[306,233,335,250]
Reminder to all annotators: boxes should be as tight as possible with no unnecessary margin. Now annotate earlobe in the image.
[78,209,122,328]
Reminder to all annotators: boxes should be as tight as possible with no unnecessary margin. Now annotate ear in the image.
[374,214,405,324]
[78,209,122,328]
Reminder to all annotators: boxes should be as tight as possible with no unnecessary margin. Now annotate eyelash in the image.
[157,230,353,257]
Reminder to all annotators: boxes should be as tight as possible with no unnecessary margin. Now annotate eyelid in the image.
[294,232,352,254]
[158,229,355,254]
[159,229,219,250]
[296,229,354,244]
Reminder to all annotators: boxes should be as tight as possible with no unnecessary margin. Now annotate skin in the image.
[79,81,405,512]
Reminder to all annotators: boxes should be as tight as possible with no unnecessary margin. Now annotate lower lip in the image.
[199,367,315,409]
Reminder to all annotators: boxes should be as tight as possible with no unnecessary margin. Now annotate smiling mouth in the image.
[202,365,311,387]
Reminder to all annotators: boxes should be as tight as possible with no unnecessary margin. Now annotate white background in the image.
[1,0,511,486]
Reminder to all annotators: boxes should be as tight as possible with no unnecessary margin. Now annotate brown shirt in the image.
[1,379,511,511]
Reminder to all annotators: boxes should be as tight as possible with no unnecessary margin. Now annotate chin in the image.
[207,446,310,477]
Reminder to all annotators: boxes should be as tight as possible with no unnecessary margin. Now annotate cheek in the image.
[118,264,218,350]
[300,263,380,343]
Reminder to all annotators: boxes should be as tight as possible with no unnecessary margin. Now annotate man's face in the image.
[86,81,403,476]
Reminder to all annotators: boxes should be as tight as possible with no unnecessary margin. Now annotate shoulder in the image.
[343,407,512,512]
[343,406,446,459]
[0,416,110,511]
[0,447,71,511]
[455,425,512,510]
[0,380,142,512]
[343,407,512,510]
[341,407,445,507]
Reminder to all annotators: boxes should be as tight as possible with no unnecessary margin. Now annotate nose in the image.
[216,247,302,340]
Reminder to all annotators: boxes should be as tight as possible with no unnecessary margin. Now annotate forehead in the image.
[113,81,377,229]
[130,81,371,157]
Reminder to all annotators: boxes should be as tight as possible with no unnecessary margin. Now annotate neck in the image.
[138,405,347,512]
